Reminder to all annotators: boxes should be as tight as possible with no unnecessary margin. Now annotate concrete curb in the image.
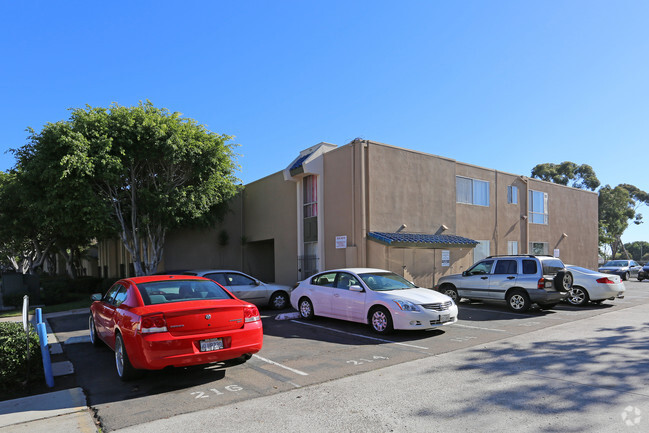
[0,387,91,429]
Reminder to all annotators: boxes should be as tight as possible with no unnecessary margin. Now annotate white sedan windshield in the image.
[359,272,417,291]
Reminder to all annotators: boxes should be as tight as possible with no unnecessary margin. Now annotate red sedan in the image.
[89,275,263,380]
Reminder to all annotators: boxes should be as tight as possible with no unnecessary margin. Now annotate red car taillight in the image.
[596,277,615,284]
[139,313,168,334]
[244,306,261,323]
[537,278,552,289]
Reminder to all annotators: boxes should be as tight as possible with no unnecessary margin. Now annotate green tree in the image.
[56,101,240,276]
[624,241,649,262]
[531,161,600,190]
[10,122,116,277]
[531,162,648,259]
[598,185,642,259]
[0,170,54,274]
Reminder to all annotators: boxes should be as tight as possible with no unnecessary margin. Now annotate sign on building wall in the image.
[335,236,347,249]
[554,249,560,258]
[441,250,450,267]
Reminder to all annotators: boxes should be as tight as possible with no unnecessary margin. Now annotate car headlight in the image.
[393,300,420,312]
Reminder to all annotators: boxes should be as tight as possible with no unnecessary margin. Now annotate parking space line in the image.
[453,323,508,333]
[252,354,309,376]
[290,320,429,350]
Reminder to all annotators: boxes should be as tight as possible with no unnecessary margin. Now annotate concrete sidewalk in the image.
[0,387,96,433]
[0,308,96,432]
[3,303,649,432]
[112,302,649,433]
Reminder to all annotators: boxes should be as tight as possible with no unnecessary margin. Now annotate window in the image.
[494,260,517,274]
[507,241,518,255]
[334,273,360,290]
[113,287,128,307]
[303,175,317,218]
[522,259,537,274]
[467,260,494,275]
[529,190,548,224]
[227,273,256,286]
[530,242,549,255]
[507,185,518,204]
[312,272,337,287]
[473,240,490,262]
[456,176,490,206]
[205,272,228,286]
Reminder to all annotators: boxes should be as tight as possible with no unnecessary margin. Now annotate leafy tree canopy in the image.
[531,161,600,191]
[531,162,648,259]
[624,241,649,262]
[55,101,241,275]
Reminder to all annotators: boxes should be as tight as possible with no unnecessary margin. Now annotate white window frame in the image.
[456,176,490,207]
[507,185,518,204]
[473,240,491,262]
[529,242,549,255]
[507,241,519,255]
[529,190,548,224]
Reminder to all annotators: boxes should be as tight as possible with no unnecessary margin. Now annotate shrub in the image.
[2,292,28,308]
[0,322,44,398]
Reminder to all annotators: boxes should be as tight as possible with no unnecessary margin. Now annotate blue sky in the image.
[1,1,648,244]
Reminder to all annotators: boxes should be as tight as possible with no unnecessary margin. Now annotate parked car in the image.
[435,255,572,312]
[89,275,263,380]
[598,260,642,281]
[637,263,649,281]
[182,270,293,310]
[564,265,626,306]
[290,268,458,334]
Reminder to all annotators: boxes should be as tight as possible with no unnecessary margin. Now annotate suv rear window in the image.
[541,259,565,275]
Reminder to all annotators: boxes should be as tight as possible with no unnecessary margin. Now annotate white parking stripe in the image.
[453,323,508,333]
[252,354,309,376]
[290,320,429,350]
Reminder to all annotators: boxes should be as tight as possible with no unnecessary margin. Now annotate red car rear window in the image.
[137,280,233,305]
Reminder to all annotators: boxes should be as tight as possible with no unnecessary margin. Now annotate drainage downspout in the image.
[361,140,368,267]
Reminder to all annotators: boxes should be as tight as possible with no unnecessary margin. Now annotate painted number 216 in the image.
[190,385,243,399]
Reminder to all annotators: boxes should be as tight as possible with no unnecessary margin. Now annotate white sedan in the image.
[565,265,626,306]
[290,268,458,334]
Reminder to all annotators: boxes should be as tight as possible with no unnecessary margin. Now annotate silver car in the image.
[435,255,572,312]
[565,265,625,306]
[183,269,293,309]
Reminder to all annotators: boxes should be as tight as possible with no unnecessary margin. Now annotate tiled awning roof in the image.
[368,232,479,249]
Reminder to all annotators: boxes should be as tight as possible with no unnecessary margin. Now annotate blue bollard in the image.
[35,307,43,324]
[36,322,54,387]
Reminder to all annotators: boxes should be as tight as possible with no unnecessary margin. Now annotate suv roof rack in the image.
[485,254,555,259]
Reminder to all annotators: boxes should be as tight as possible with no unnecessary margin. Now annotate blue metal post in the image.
[35,307,43,324]
[36,322,54,387]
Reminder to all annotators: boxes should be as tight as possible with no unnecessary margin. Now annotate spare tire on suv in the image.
[554,270,574,291]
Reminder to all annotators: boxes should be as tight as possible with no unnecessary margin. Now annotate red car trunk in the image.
[164,305,245,336]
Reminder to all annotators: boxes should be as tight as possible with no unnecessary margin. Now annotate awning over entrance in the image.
[368,232,479,249]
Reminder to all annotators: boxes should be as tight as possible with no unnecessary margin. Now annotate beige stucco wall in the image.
[327,140,599,288]
[163,194,244,271]
[525,178,599,267]
[163,171,299,285]
[322,144,355,270]
[100,139,599,288]
[241,172,298,284]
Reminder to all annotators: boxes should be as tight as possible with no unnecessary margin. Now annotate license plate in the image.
[440,313,450,323]
[200,338,223,352]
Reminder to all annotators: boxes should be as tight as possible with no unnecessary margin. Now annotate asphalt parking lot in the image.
[49,280,649,432]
